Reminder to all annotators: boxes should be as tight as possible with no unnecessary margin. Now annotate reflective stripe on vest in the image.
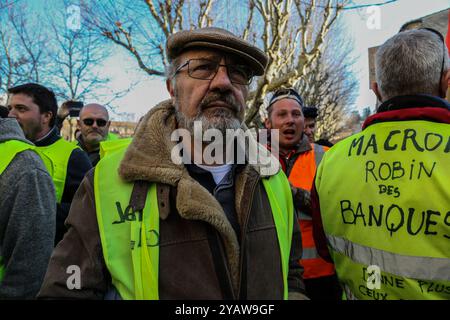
[95,140,293,300]
[316,120,450,300]
[0,140,36,282]
[35,138,78,203]
[328,234,450,281]
[288,143,335,279]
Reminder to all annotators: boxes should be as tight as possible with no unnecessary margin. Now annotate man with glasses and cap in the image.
[39,27,308,300]
[7,83,92,245]
[264,87,341,300]
[76,103,111,166]
[312,28,450,299]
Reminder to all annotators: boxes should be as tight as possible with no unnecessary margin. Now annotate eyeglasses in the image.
[173,58,254,85]
[419,28,446,89]
[82,118,108,127]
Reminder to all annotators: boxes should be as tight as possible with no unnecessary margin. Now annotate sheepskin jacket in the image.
[38,100,306,300]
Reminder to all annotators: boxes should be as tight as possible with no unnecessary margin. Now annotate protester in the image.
[0,111,56,299]
[38,27,307,300]
[302,106,318,143]
[265,88,341,300]
[7,83,92,245]
[76,103,111,166]
[312,28,450,299]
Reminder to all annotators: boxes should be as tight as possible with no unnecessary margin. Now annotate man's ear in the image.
[264,117,272,130]
[42,111,53,126]
[371,82,383,102]
[166,79,175,98]
[76,119,81,130]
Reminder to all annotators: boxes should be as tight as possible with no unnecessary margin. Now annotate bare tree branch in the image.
[82,0,351,128]
[0,2,49,93]
[294,24,359,141]
[242,0,255,41]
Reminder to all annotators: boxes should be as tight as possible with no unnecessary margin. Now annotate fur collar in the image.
[118,100,279,293]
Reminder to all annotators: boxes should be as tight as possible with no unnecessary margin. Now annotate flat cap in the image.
[166,27,268,76]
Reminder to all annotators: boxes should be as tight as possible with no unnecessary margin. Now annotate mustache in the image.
[87,129,103,134]
[198,92,240,113]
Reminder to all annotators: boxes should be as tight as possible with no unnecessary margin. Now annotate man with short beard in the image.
[76,103,111,166]
[7,83,92,245]
[39,27,307,300]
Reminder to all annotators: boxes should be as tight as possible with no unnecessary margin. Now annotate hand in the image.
[57,101,71,119]
[290,184,311,214]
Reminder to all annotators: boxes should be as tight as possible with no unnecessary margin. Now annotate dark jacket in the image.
[34,127,92,244]
[38,100,307,299]
[0,118,56,299]
[311,94,450,262]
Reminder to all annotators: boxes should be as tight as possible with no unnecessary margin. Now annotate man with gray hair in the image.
[39,27,307,300]
[311,28,450,300]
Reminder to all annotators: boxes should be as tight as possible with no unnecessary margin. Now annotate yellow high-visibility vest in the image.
[315,120,450,300]
[99,138,132,159]
[94,141,294,299]
[35,138,79,203]
[107,132,119,141]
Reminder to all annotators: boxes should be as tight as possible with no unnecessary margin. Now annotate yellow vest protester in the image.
[94,141,294,299]
[315,120,450,300]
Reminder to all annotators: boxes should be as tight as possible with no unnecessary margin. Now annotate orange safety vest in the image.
[288,143,336,279]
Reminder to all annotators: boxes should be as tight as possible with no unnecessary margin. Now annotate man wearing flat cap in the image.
[39,27,307,300]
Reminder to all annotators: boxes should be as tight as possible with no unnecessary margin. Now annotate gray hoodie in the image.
[0,118,56,299]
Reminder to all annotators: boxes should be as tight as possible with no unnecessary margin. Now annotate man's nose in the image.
[209,64,233,91]
[285,114,295,124]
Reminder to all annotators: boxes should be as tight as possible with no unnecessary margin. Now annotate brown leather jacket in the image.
[38,101,307,299]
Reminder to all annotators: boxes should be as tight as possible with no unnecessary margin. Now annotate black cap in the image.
[302,106,318,119]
